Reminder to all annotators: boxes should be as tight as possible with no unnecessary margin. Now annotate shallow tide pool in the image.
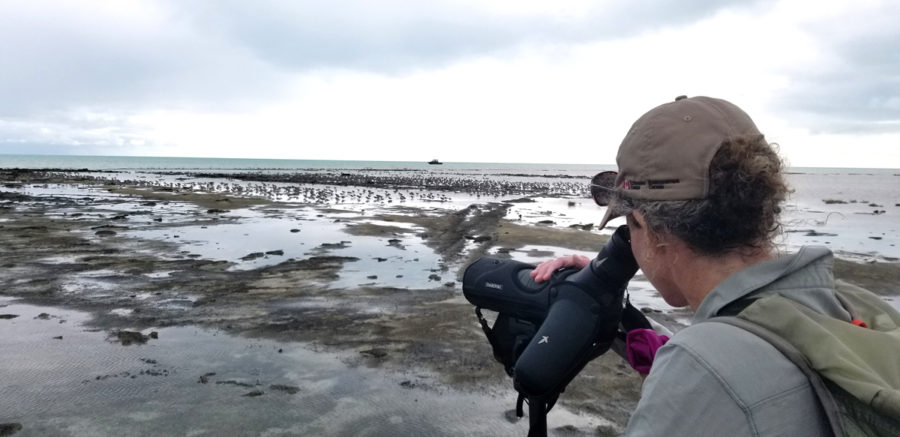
[0,297,615,436]
[122,207,447,290]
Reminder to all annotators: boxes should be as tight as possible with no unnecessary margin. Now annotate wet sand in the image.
[2,169,898,436]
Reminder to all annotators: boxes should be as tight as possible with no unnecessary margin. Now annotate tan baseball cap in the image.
[598,95,761,229]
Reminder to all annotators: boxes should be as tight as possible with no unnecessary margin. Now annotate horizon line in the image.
[1,152,899,171]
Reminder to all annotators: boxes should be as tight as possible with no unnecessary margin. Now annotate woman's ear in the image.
[630,210,647,229]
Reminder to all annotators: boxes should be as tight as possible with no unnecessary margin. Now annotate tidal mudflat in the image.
[1,168,898,436]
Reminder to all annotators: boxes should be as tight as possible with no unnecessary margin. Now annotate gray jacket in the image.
[624,247,849,436]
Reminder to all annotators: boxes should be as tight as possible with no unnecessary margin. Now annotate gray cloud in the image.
[0,0,763,117]
[0,2,290,117]
[0,111,146,155]
[772,3,900,134]
[23,0,900,159]
[0,142,123,157]
[180,0,765,72]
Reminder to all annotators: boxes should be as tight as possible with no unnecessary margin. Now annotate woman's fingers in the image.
[530,259,564,282]
[529,255,591,282]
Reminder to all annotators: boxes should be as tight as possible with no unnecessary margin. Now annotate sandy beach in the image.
[2,168,899,436]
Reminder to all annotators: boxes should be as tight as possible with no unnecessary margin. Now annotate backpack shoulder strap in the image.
[710,316,845,436]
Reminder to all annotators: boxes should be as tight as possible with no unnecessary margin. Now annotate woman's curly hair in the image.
[626,134,790,256]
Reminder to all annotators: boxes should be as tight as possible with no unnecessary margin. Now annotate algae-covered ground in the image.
[1,170,897,436]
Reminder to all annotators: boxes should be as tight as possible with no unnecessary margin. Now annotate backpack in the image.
[712,280,900,436]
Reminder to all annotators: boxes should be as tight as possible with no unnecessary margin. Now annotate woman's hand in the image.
[529,254,591,283]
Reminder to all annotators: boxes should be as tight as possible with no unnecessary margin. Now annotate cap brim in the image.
[598,197,627,230]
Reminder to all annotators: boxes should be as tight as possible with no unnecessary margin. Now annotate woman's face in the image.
[626,212,689,308]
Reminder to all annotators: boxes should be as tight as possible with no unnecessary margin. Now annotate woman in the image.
[531,96,835,435]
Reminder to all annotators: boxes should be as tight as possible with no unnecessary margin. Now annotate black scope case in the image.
[462,257,576,323]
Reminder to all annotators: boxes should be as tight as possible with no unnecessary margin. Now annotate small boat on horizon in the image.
[428,159,443,165]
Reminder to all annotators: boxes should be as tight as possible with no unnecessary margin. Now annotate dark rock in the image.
[241,252,265,261]
[553,424,580,434]
[428,274,441,281]
[289,229,300,233]
[242,390,265,397]
[537,220,555,225]
[265,250,284,256]
[216,380,254,388]
[367,275,378,279]
[207,209,226,214]
[503,197,537,203]
[19,225,47,232]
[0,314,19,320]
[0,423,23,436]
[595,423,622,437]
[95,230,117,237]
[114,330,149,345]
[269,384,300,394]
[92,224,128,230]
[472,235,492,243]
[360,348,388,358]
[35,313,50,320]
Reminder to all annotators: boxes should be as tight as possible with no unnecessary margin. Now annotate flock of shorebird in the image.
[91,171,588,205]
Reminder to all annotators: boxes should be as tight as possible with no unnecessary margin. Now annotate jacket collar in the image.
[693,246,835,322]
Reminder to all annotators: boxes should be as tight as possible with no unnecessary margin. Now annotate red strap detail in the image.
[851,319,868,328]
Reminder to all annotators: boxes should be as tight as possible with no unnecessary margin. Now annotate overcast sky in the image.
[1,0,898,167]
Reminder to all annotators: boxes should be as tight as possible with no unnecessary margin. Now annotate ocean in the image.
[0,154,613,175]
[1,153,898,176]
